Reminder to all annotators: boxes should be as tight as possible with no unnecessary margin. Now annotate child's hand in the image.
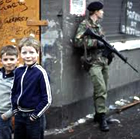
[1,114,7,121]
[29,116,34,121]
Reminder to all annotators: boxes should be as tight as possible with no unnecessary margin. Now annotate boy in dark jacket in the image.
[0,45,18,139]
[11,36,52,139]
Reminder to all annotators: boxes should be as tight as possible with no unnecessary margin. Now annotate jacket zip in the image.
[17,66,28,106]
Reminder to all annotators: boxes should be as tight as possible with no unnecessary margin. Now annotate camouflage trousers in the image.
[89,61,109,114]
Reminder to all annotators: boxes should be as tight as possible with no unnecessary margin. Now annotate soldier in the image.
[75,1,110,132]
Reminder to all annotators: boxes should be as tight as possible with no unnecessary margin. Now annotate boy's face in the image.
[1,53,18,74]
[20,46,39,66]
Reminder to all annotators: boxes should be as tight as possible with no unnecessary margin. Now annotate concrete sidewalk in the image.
[44,103,140,139]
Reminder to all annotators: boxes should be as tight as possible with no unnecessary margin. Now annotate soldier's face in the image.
[95,9,104,19]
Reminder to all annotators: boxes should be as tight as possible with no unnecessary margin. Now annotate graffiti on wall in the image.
[0,0,39,47]
[120,0,140,36]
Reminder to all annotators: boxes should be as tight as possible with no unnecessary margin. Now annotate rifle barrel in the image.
[126,62,138,73]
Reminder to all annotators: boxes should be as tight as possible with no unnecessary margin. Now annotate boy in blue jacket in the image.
[11,37,52,139]
[0,45,18,139]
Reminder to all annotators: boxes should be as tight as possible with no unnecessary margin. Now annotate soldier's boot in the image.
[93,113,100,123]
[99,113,109,132]
[94,113,109,132]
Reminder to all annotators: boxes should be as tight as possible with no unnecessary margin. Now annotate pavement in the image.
[44,102,140,139]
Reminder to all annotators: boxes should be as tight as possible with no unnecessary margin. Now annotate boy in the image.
[11,36,52,139]
[0,45,18,139]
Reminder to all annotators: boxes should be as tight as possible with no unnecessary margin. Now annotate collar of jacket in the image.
[24,62,38,68]
[0,67,15,78]
[88,17,100,28]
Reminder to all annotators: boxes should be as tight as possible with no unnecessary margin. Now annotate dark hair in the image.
[0,45,18,58]
[18,36,41,52]
[89,11,95,16]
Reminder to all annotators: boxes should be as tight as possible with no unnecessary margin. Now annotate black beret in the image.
[87,1,103,11]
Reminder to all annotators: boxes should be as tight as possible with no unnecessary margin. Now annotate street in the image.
[45,103,140,139]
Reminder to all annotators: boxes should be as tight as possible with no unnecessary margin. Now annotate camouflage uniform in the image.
[75,17,109,114]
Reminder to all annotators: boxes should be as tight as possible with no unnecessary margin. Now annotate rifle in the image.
[83,28,138,73]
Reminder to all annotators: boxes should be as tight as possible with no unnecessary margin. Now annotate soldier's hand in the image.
[97,40,105,49]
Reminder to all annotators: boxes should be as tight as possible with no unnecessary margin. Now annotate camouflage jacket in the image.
[75,17,108,64]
